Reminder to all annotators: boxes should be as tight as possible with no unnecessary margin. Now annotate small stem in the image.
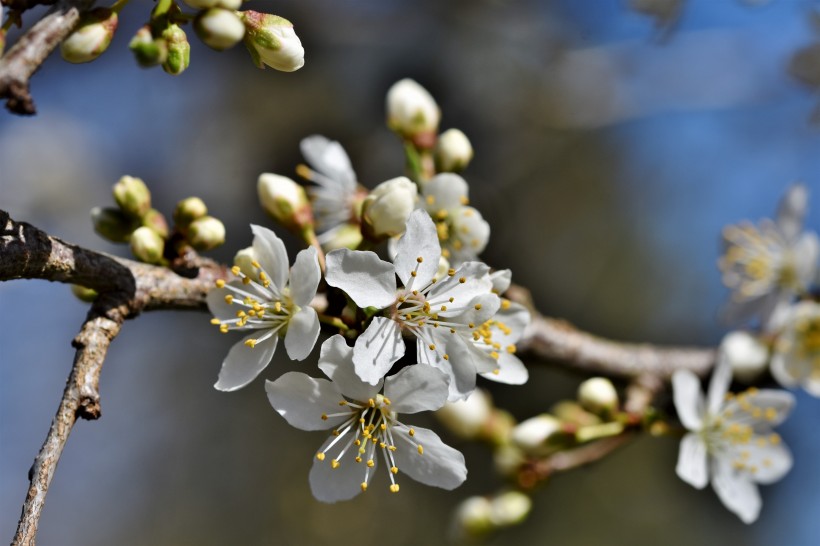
[317,313,349,332]
[403,140,423,183]
[301,226,326,273]
[110,0,131,14]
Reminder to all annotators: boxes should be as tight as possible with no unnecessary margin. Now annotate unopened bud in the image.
[510,414,563,452]
[181,0,241,8]
[437,388,492,439]
[129,26,168,67]
[257,173,311,229]
[141,209,169,239]
[195,8,245,51]
[386,79,440,146]
[435,129,474,172]
[71,284,98,303]
[91,207,136,243]
[551,401,601,427]
[452,497,493,538]
[130,226,165,264]
[187,216,225,251]
[720,330,769,383]
[174,197,208,227]
[489,491,532,528]
[321,223,363,251]
[493,444,525,477]
[577,377,619,415]
[233,246,259,280]
[60,8,118,64]
[361,177,418,239]
[240,11,304,72]
[162,24,190,75]
[113,175,151,219]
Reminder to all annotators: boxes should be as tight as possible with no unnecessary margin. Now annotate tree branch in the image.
[0,0,84,115]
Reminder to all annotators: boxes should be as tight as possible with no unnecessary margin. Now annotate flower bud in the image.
[181,0,242,8]
[174,197,208,227]
[361,177,418,239]
[130,226,165,264]
[162,24,190,75]
[113,175,151,219]
[233,246,259,280]
[489,491,532,528]
[386,79,440,146]
[321,223,363,251]
[434,129,474,172]
[493,444,525,477]
[91,207,136,243]
[436,388,492,439]
[194,8,245,51]
[577,377,619,416]
[720,330,769,383]
[141,209,170,239]
[71,284,98,303]
[187,216,226,251]
[60,8,118,64]
[550,401,601,427]
[129,26,168,67]
[452,496,493,538]
[240,11,304,72]
[510,414,563,452]
[257,173,312,229]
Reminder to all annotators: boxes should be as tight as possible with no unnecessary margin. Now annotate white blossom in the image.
[265,335,467,502]
[673,357,794,523]
[719,184,818,327]
[207,225,321,391]
[422,173,490,265]
[434,128,474,172]
[770,301,820,396]
[720,330,770,383]
[325,209,500,400]
[362,177,418,238]
[386,78,440,140]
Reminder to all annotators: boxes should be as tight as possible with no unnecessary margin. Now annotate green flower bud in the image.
[162,24,190,75]
[240,11,304,72]
[195,8,245,51]
[257,173,312,229]
[70,284,99,303]
[489,491,532,528]
[113,175,152,219]
[551,400,601,427]
[434,128,474,172]
[129,25,168,67]
[91,206,136,243]
[187,215,225,251]
[182,0,241,8]
[130,226,165,264]
[60,8,118,64]
[577,377,619,416]
[173,197,208,227]
[142,209,170,239]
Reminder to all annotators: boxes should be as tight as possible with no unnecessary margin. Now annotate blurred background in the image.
[2,0,820,544]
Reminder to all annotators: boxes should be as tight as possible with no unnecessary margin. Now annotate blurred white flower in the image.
[436,388,493,439]
[435,128,474,172]
[673,357,794,523]
[770,301,820,396]
[720,330,769,383]
[386,79,440,143]
[207,225,320,391]
[265,335,466,502]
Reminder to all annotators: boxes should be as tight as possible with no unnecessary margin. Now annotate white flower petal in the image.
[708,354,733,414]
[284,306,320,361]
[724,389,795,429]
[446,293,500,323]
[385,364,450,414]
[770,354,800,388]
[672,370,705,431]
[481,353,529,385]
[711,458,762,524]
[206,285,239,320]
[776,183,808,242]
[214,331,277,391]
[795,231,819,286]
[309,434,370,503]
[392,426,467,490]
[419,335,477,401]
[300,135,357,190]
[490,269,512,294]
[424,173,469,210]
[251,224,288,292]
[265,373,346,431]
[676,433,708,489]
[394,209,441,287]
[318,335,382,401]
[426,261,492,308]
[451,207,490,259]
[325,249,397,309]
[739,439,793,485]
[289,247,321,307]
[353,317,405,385]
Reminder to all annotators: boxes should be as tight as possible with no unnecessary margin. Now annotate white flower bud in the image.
[452,496,493,538]
[181,0,241,8]
[489,491,532,527]
[720,330,769,383]
[194,8,245,51]
[436,388,492,439]
[362,176,418,238]
[510,414,562,452]
[257,173,311,229]
[577,377,619,415]
[321,223,363,251]
[187,216,226,251]
[435,129,474,172]
[174,197,208,227]
[130,226,165,264]
[386,79,440,143]
[233,246,259,280]
[60,8,118,64]
[113,175,151,219]
[240,11,304,72]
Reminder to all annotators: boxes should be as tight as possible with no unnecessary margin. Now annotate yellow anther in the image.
[474,303,482,310]
[453,239,463,250]
[388,446,397,452]
[236,310,246,318]
[367,460,375,468]
[449,297,455,303]
[360,482,368,491]
[417,256,424,263]
[426,195,435,205]
[501,300,511,310]
[436,209,448,220]
[231,266,241,276]
[219,324,229,333]
[321,413,328,420]
[398,296,406,303]
[369,398,376,407]
[331,459,340,469]
[448,268,456,277]
[224,295,234,305]
[274,302,282,313]
[258,271,268,281]
[242,277,251,285]
[490,351,499,360]
[468,323,475,329]
[450,328,456,334]
[459,277,466,283]
[245,339,257,348]
[459,196,469,205]
[296,163,312,180]
[492,369,500,375]
[411,271,417,277]
[383,397,392,405]
[765,407,777,421]
[412,290,419,296]
[429,344,436,350]
[417,445,424,455]
[389,484,400,493]
[339,400,348,406]
[316,453,325,461]
[409,428,415,437]
[443,354,449,360]
[507,344,517,354]
[355,456,362,463]
[248,310,257,317]
[769,434,781,445]
[210,318,221,325]
[354,439,361,446]
[442,248,451,258]
[215,279,226,288]
[332,430,340,436]
[380,423,387,431]
[358,447,366,454]
[391,466,398,474]
[379,442,386,448]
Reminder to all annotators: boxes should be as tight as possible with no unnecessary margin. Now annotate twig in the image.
[0,0,84,115]
[539,432,634,476]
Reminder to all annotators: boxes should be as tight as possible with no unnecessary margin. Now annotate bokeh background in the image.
[2,0,820,544]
